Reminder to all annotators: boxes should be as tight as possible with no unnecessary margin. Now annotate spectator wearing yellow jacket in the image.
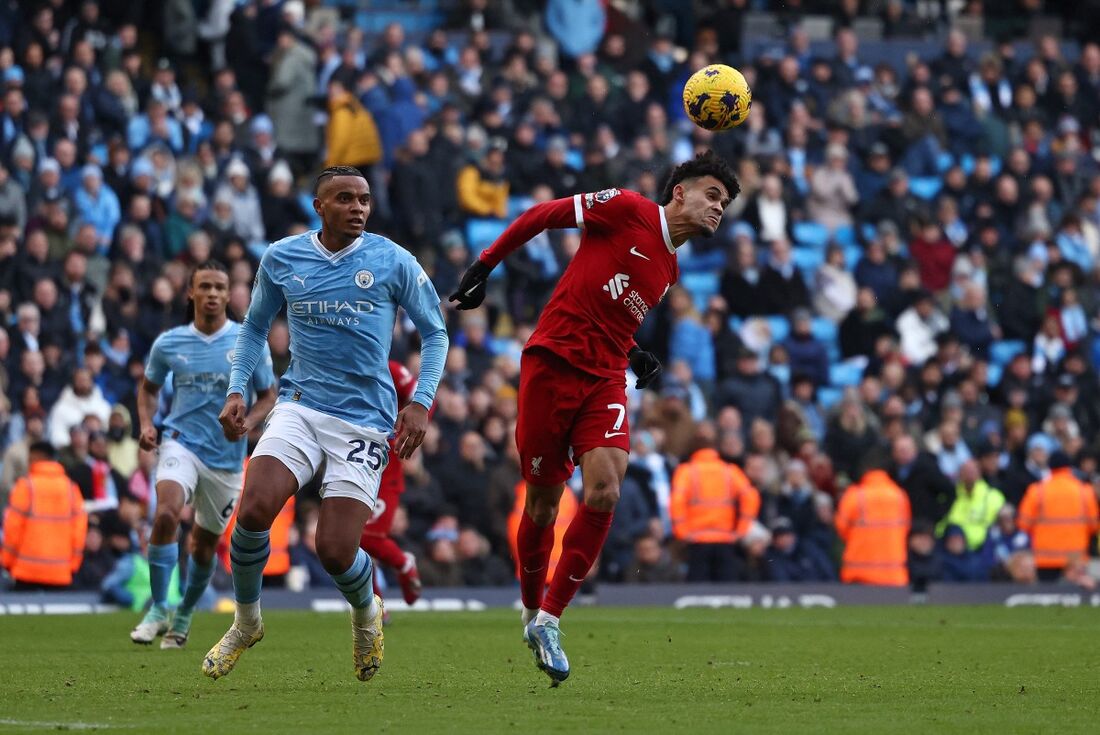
[936,459,1005,550]
[456,141,508,219]
[324,78,382,171]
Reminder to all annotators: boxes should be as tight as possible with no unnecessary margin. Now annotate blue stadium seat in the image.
[727,316,743,334]
[465,218,508,250]
[829,361,864,387]
[990,339,1027,367]
[766,315,790,343]
[986,362,1003,388]
[298,192,321,229]
[507,196,532,219]
[909,177,942,200]
[681,272,719,313]
[844,244,862,269]
[936,151,954,173]
[769,364,791,386]
[960,153,975,174]
[793,222,829,249]
[833,225,856,248]
[811,317,838,344]
[817,387,843,410]
[860,223,877,243]
[792,247,824,280]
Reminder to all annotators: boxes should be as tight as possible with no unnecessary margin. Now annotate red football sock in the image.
[517,510,556,610]
[360,533,408,571]
[542,503,613,618]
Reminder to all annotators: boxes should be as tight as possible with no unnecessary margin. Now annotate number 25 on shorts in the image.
[346,439,387,470]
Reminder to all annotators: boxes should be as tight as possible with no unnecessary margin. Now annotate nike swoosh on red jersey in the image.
[604,431,626,438]
[629,246,651,260]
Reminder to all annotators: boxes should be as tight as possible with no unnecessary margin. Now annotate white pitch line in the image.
[0,718,134,730]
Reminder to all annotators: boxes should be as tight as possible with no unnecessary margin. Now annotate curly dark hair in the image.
[658,150,740,206]
[314,165,367,195]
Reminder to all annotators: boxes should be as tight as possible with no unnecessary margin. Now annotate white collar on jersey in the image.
[311,231,364,263]
[188,320,233,343]
[658,207,675,254]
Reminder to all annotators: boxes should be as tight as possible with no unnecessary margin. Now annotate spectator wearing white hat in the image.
[214,158,264,245]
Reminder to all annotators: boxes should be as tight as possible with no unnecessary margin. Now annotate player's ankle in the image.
[352,597,379,625]
[534,610,560,627]
[235,601,261,629]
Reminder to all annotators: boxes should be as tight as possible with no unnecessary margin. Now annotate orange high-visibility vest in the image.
[670,449,761,544]
[508,480,578,583]
[219,457,294,576]
[836,470,911,586]
[1,461,87,586]
[1018,469,1100,569]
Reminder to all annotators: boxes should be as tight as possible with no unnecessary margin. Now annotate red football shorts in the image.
[516,347,630,486]
[362,448,402,536]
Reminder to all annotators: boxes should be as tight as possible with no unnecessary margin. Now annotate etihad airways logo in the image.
[289,299,374,326]
[603,273,630,300]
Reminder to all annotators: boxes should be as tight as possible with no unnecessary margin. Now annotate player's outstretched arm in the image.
[449,196,580,310]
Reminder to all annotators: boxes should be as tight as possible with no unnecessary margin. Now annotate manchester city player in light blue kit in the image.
[131,260,277,649]
[203,166,449,683]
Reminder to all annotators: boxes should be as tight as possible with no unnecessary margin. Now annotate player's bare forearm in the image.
[242,386,278,434]
[136,377,161,450]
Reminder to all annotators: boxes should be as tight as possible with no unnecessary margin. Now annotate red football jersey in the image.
[480,188,678,378]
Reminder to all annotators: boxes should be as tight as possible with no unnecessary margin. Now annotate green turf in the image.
[0,606,1097,734]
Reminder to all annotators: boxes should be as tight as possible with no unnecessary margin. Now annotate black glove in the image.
[448,260,493,310]
[629,346,662,390]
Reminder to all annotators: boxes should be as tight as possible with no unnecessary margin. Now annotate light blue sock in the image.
[147,543,178,612]
[178,556,216,616]
[230,526,270,604]
[333,548,375,610]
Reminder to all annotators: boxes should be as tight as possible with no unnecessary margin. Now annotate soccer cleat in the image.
[352,595,385,682]
[201,621,264,680]
[523,619,570,684]
[161,611,192,649]
[397,552,422,606]
[130,607,170,645]
[521,607,537,626]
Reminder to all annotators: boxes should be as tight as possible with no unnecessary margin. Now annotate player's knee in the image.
[152,505,181,536]
[315,537,356,577]
[585,477,620,511]
[526,502,558,527]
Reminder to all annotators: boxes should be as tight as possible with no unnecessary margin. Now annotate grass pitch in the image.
[0,606,1096,734]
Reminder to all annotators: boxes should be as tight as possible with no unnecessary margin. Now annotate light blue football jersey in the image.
[228,230,448,433]
[145,321,276,471]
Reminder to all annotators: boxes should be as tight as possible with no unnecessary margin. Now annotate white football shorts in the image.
[155,440,244,535]
[251,401,389,510]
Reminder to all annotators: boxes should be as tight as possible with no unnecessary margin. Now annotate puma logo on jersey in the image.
[291,274,308,288]
[629,246,650,261]
[603,273,630,300]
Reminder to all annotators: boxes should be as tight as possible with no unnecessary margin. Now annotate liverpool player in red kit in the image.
[450,152,739,683]
[359,360,423,608]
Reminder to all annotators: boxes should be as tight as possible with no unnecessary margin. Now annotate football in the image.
[682,64,752,131]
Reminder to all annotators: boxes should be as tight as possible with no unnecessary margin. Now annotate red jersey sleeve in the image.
[478,196,578,268]
[574,188,644,233]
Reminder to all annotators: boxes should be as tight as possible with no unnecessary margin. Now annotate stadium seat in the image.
[792,247,824,280]
[909,177,942,200]
[989,339,1027,367]
[817,386,844,409]
[811,317,838,344]
[298,192,321,229]
[936,151,954,173]
[507,196,533,219]
[681,272,720,313]
[829,361,864,387]
[860,223,877,243]
[986,362,1003,387]
[960,153,975,174]
[833,225,856,248]
[844,244,862,269]
[793,221,829,249]
[465,218,508,251]
[766,315,791,343]
[769,364,791,386]
[727,316,743,334]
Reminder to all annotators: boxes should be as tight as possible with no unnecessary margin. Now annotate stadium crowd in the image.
[3,0,1100,603]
